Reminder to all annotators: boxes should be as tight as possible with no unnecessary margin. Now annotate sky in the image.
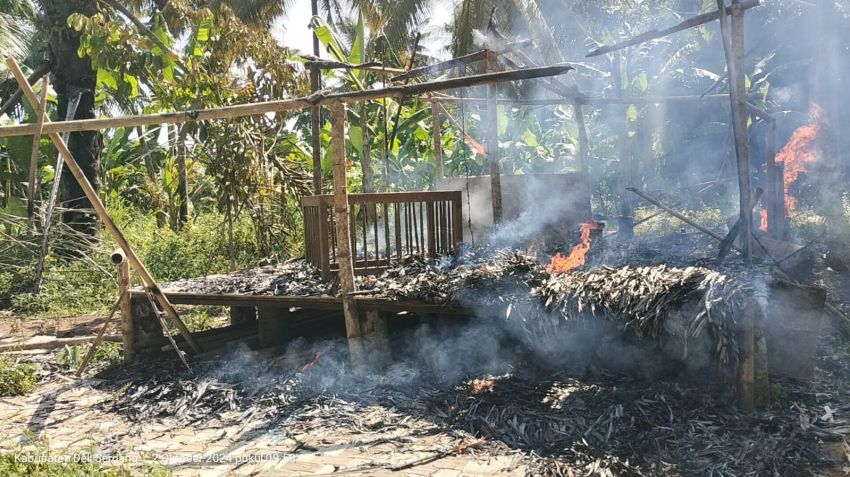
[270,0,455,59]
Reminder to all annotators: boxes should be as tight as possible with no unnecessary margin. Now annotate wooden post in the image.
[118,256,133,362]
[738,302,756,411]
[258,305,291,348]
[362,311,390,367]
[26,76,48,226]
[766,121,787,240]
[717,1,753,260]
[754,305,769,409]
[432,105,444,181]
[330,102,367,369]
[230,306,257,325]
[5,57,202,354]
[485,50,503,223]
[451,196,463,249]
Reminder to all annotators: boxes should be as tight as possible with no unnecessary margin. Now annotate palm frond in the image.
[216,0,292,28]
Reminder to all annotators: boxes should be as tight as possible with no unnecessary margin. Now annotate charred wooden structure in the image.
[1,0,831,410]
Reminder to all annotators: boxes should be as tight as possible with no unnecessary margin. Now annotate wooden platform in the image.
[123,287,472,358]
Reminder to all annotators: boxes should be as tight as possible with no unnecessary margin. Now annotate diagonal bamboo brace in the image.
[5,56,201,354]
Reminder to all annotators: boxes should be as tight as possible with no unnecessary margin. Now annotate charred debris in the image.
[98,237,850,476]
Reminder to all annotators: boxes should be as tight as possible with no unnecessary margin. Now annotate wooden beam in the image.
[5,56,202,354]
[305,59,405,74]
[486,51,503,223]
[392,41,535,82]
[586,0,760,57]
[0,65,574,139]
[330,102,367,369]
[627,187,728,243]
[392,50,488,82]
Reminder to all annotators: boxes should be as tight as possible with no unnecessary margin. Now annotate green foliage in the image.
[0,356,37,397]
[181,307,228,333]
[56,343,122,371]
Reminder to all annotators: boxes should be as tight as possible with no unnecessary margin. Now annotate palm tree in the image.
[38,1,103,239]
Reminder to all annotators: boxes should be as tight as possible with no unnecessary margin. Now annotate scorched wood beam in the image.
[586,0,760,57]
[0,65,574,139]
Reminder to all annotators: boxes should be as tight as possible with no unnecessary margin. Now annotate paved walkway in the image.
[0,379,525,476]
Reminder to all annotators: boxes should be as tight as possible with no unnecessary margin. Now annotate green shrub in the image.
[1,200,302,317]
[56,343,122,372]
[0,357,38,397]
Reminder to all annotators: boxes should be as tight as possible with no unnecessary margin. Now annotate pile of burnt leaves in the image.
[356,247,547,305]
[151,260,332,296]
[436,372,844,477]
[535,265,751,379]
[96,341,448,426]
[99,352,298,424]
[270,260,333,296]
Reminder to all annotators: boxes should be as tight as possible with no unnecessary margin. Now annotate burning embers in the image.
[546,221,601,274]
[777,103,822,213]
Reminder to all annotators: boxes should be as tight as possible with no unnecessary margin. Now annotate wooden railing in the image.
[303,191,464,280]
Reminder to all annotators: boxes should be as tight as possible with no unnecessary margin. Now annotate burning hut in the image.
[0,2,846,474]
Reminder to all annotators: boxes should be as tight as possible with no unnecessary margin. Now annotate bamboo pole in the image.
[627,187,727,243]
[75,294,122,377]
[0,61,49,119]
[486,51,503,223]
[329,102,367,369]
[0,65,574,139]
[430,101,486,156]
[426,94,734,106]
[5,56,201,354]
[26,77,48,226]
[391,40,534,82]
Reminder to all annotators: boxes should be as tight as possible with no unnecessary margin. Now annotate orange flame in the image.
[776,103,822,212]
[759,209,768,232]
[300,351,323,373]
[547,221,600,274]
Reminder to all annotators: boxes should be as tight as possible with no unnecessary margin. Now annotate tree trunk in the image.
[43,0,103,241]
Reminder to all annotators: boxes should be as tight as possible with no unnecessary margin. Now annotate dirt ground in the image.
[3,311,850,477]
